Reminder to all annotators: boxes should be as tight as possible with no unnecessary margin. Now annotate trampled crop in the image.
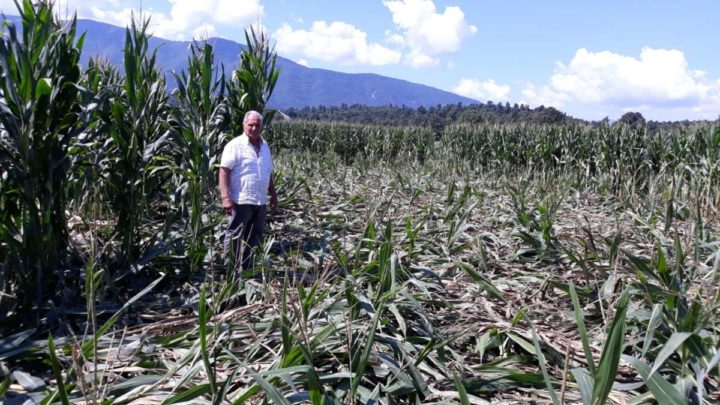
[0,2,718,404]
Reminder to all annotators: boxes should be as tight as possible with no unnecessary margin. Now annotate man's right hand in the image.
[222,198,233,215]
[219,167,234,216]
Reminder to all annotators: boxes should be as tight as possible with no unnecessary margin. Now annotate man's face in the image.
[244,115,263,140]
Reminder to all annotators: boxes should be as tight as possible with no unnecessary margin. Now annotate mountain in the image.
[2,15,479,109]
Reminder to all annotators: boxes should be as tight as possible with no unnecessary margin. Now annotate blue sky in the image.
[2,0,719,121]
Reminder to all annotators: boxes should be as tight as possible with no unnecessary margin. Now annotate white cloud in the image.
[89,6,135,27]
[523,47,720,120]
[273,21,401,66]
[406,50,437,68]
[521,83,571,110]
[144,0,262,40]
[382,0,476,67]
[384,30,405,47]
[453,78,511,102]
[214,0,263,24]
[1,0,263,41]
[192,23,217,40]
[0,0,92,18]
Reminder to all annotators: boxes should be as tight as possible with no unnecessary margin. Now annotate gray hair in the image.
[243,110,263,124]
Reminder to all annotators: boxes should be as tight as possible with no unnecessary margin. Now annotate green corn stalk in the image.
[226,26,281,132]
[198,283,217,395]
[69,57,121,217]
[101,14,171,266]
[527,317,560,405]
[0,0,85,326]
[47,333,71,405]
[592,288,630,405]
[169,41,226,273]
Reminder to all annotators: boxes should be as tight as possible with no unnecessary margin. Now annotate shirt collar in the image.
[240,133,264,146]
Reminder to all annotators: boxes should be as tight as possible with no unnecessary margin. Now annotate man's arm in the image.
[219,167,233,215]
[269,175,278,211]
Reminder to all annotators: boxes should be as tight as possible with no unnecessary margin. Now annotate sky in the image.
[1,0,719,121]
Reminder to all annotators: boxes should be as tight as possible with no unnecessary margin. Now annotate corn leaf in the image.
[591,288,629,405]
[623,355,686,405]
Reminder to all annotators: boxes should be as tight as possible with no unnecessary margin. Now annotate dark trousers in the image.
[224,204,267,271]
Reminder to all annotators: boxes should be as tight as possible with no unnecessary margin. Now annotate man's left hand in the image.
[270,194,279,211]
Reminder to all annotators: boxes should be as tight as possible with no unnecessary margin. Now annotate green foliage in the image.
[0,0,85,326]
[101,15,170,265]
[266,121,434,163]
[226,26,280,132]
[617,111,646,130]
[46,333,70,405]
[591,289,630,405]
[285,101,560,128]
[69,57,122,216]
[198,283,217,395]
[169,41,226,272]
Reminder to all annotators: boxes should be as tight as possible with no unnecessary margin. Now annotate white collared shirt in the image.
[220,133,273,205]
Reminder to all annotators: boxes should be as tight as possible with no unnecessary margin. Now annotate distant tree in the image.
[534,106,566,124]
[459,108,482,123]
[617,111,646,129]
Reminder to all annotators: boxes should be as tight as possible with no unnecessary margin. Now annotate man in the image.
[219,110,278,271]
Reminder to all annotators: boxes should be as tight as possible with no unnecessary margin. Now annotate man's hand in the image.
[268,176,278,212]
[219,167,233,215]
[222,197,233,215]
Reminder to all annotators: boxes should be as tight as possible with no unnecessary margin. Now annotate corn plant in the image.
[623,237,720,401]
[226,26,280,131]
[68,57,122,217]
[569,286,631,405]
[169,41,226,273]
[0,0,85,327]
[266,121,434,163]
[100,15,171,266]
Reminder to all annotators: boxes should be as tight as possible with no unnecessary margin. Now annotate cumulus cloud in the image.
[522,47,720,120]
[382,0,476,67]
[141,0,263,40]
[0,0,91,18]
[213,0,263,24]
[273,21,401,65]
[1,0,263,41]
[405,50,437,68]
[88,6,136,27]
[192,23,217,41]
[453,78,511,102]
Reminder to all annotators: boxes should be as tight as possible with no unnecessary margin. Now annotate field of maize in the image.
[1,2,719,404]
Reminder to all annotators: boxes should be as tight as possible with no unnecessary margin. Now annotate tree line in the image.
[283,102,572,131]
[283,102,714,133]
